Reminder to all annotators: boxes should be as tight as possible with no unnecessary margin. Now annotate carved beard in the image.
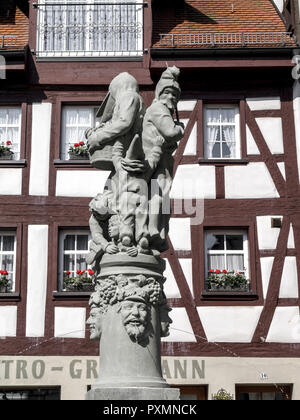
[124,322,146,343]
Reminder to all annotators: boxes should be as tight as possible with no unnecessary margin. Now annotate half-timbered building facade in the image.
[0,0,300,400]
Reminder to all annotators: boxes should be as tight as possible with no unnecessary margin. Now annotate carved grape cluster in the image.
[98,276,117,306]
[146,279,163,306]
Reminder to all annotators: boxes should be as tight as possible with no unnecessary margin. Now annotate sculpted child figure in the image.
[142,66,185,252]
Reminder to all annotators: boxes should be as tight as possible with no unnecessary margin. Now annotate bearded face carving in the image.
[86,307,103,341]
[118,299,149,344]
[87,274,172,345]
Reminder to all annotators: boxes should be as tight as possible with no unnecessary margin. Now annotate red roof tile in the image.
[0,4,28,50]
[152,0,296,48]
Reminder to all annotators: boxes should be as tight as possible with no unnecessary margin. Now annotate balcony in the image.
[0,35,18,49]
[35,1,144,59]
[158,32,295,49]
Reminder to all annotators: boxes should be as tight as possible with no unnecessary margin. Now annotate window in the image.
[37,0,144,58]
[204,105,240,159]
[236,385,292,401]
[205,230,249,290]
[61,106,100,160]
[0,107,22,160]
[0,232,16,292]
[59,230,91,291]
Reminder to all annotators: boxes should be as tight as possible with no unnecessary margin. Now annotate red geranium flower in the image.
[215,269,221,274]
[1,270,8,276]
[222,269,228,274]
[74,143,79,148]
[0,270,3,275]
[81,270,86,274]
[76,269,81,275]
[79,141,84,146]
[66,271,71,276]
[88,269,94,275]
[209,269,214,273]
[6,141,12,146]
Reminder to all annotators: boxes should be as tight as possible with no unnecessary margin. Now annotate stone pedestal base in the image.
[86,387,180,401]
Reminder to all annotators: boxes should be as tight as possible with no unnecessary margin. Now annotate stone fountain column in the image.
[85,67,184,400]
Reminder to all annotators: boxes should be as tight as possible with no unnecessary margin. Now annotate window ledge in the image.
[53,159,91,169]
[0,159,27,167]
[53,291,91,300]
[201,290,258,301]
[198,158,249,166]
[0,292,21,301]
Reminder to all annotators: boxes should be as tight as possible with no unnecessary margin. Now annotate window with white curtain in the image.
[0,232,16,292]
[59,230,91,291]
[37,0,144,57]
[205,230,249,278]
[204,105,240,159]
[0,107,22,160]
[61,105,100,160]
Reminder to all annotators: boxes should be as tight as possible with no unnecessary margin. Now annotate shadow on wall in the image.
[0,0,17,24]
[152,0,217,43]
[0,0,29,24]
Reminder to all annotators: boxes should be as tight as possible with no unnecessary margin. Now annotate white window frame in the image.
[0,231,17,292]
[61,105,100,160]
[204,104,241,159]
[0,106,22,160]
[59,229,91,291]
[204,229,249,279]
[37,0,144,58]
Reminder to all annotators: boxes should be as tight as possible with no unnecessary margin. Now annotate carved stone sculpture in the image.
[85,68,184,400]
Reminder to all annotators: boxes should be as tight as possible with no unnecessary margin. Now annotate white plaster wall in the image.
[56,170,110,197]
[257,216,282,250]
[256,118,284,154]
[293,81,300,182]
[273,0,284,12]
[170,164,216,199]
[161,307,196,342]
[54,307,86,339]
[246,125,260,155]
[279,257,299,299]
[29,103,52,196]
[246,97,281,111]
[260,257,274,299]
[225,163,279,199]
[163,259,181,299]
[0,306,17,337]
[267,307,300,343]
[26,225,48,337]
[179,258,194,297]
[0,168,22,195]
[183,122,197,155]
[277,162,286,180]
[197,306,263,343]
[177,100,197,112]
[288,224,295,248]
[169,218,191,250]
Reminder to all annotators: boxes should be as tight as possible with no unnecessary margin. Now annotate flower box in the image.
[68,141,89,160]
[0,270,11,292]
[63,269,95,292]
[208,283,250,292]
[0,141,14,159]
[68,152,89,160]
[0,152,13,160]
[65,283,94,292]
[206,270,250,292]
